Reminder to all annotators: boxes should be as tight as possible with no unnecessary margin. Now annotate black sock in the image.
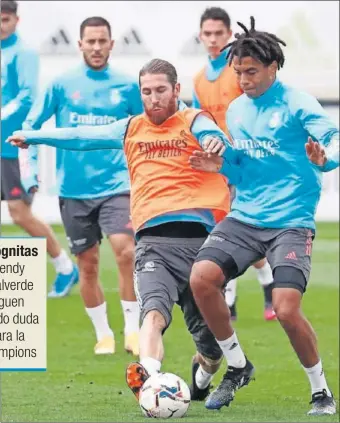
[263,283,274,305]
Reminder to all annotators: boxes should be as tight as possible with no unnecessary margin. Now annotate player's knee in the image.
[190,261,224,297]
[273,300,298,326]
[142,310,167,333]
[115,243,135,268]
[272,266,304,325]
[7,201,31,226]
[77,247,99,280]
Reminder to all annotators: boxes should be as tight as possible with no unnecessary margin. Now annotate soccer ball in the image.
[139,372,191,418]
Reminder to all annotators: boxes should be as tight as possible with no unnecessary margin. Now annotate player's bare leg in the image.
[7,199,77,296]
[126,310,165,400]
[272,286,335,415]
[78,244,114,354]
[109,233,139,356]
[190,260,255,409]
[8,199,62,258]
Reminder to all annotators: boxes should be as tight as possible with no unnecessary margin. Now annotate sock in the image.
[140,357,161,375]
[85,302,114,342]
[255,262,274,305]
[195,365,213,389]
[303,360,332,396]
[255,261,273,287]
[121,300,140,336]
[263,284,274,306]
[216,332,246,368]
[225,278,237,307]
[50,249,74,275]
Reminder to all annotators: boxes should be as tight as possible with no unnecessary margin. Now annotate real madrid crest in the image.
[110,88,121,105]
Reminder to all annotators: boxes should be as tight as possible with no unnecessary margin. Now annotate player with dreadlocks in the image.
[192,7,276,324]
[189,17,338,415]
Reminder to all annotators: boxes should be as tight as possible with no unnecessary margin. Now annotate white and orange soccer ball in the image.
[139,372,191,419]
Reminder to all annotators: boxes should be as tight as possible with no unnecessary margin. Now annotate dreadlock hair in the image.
[222,16,286,69]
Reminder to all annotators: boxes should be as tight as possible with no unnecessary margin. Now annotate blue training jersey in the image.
[1,33,39,159]
[21,63,143,199]
[18,104,240,234]
[221,79,339,230]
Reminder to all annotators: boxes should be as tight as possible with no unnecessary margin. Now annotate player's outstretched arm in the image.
[7,118,130,151]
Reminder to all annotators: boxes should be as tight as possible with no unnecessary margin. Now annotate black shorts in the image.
[134,235,222,361]
[195,217,315,293]
[1,158,33,204]
[59,194,134,255]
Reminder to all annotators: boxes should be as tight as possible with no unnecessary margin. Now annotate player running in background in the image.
[193,7,275,321]
[9,58,254,408]
[189,17,338,415]
[0,0,77,288]
[19,17,142,356]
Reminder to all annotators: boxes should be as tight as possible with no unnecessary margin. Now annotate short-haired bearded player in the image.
[8,58,256,410]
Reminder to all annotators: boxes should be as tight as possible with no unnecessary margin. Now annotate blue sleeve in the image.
[23,82,59,130]
[128,82,143,115]
[17,118,130,150]
[191,114,242,184]
[192,90,201,108]
[320,134,339,171]
[1,49,39,123]
[19,145,39,193]
[19,82,61,191]
[292,92,339,172]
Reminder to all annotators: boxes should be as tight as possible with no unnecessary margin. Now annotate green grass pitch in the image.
[0,222,339,422]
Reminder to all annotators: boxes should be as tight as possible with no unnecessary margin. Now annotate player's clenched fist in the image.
[6,133,28,149]
[202,135,226,156]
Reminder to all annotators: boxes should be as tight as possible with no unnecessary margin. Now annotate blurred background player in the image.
[0,0,77,289]
[189,17,338,415]
[193,7,276,321]
[19,16,142,355]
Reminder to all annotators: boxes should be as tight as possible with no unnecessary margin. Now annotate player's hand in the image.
[305,137,326,166]
[189,150,223,173]
[6,135,29,149]
[202,135,226,156]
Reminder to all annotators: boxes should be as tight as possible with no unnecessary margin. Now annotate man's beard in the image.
[83,54,109,70]
[146,98,178,125]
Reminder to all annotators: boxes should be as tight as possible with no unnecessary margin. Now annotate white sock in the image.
[85,302,114,342]
[303,360,332,396]
[121,300,140,335]
[140,357,161,375]
[225,279,237,306]
[216,332,246,368]
[195,365,213,389]
[50,249,74,275]
[255,261,273,286]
